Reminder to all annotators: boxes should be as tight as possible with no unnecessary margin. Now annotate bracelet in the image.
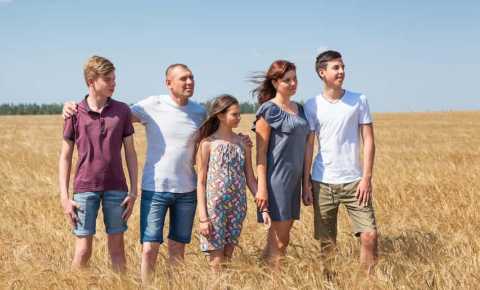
[128,193,137,198]
[260,209,270,213]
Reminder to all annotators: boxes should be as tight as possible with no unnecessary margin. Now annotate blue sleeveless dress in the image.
[252,101,310,221]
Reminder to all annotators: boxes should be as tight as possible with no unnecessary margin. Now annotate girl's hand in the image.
[199,220,212,237]
[262,212,272,229]
[255,190,269,210]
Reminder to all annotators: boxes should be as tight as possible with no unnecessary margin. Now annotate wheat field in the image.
[0,111,479,290]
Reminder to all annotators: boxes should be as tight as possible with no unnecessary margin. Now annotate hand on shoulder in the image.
[237,133,253,149]
[62,101,78,119]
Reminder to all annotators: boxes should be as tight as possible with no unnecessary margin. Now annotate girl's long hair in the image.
[193,94,239,158]
[250,60,296,104]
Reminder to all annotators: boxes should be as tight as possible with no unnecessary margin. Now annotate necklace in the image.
[323,96,341,104]
[322,90,345,104]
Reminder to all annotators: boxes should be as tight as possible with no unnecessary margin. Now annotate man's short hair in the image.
[83,55,115,86]
[165,63,190,78]
[315,50,342,79]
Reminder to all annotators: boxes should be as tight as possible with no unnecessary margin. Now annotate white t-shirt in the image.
[304,90,372,184]
[131,95,206,193]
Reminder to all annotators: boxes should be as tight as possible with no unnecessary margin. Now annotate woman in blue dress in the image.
[251,60,311,268]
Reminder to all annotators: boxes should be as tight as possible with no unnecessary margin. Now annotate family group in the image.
[59,50,377,283]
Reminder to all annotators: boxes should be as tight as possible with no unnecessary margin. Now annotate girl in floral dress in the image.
[194,94,271,270]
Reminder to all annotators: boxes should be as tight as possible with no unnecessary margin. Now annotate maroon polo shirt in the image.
[63,96,134,193]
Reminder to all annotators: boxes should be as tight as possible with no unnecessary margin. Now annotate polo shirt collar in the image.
[80,94,112,112]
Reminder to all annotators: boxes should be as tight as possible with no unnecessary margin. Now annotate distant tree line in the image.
[0,103,63,115]
[0,102,259,115]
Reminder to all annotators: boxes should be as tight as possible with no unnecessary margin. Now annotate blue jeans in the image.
[140,190,197,244]
[73,191,128,236]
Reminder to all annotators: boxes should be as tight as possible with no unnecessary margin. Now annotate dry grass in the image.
[1,111,479,289]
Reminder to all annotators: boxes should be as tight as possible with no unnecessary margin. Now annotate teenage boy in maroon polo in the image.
[59,55,138,272]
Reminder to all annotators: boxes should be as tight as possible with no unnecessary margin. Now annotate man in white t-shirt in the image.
[129,64,206,282]
[302,50,378,273]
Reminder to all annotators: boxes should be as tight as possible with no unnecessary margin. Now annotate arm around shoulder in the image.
[131,113,141,123]
[62,101,78,120]
[130,96,156,124]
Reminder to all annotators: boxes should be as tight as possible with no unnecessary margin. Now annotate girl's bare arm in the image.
[196,140,211,222]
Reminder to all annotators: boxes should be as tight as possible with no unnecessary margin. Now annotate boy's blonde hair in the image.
[83,55,115,86]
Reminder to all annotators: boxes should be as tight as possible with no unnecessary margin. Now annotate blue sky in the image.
[0,0,479,112]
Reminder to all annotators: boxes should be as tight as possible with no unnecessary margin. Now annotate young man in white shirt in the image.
[302,50,378,273]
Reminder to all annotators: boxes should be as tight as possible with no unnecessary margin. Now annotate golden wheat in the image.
[1,112,479,289]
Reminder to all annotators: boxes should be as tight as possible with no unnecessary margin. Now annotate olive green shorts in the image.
[312,180,377,240]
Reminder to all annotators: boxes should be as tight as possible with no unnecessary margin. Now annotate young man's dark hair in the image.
[315,50,342,79]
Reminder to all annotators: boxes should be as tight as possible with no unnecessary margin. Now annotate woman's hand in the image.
[255,189,269,211]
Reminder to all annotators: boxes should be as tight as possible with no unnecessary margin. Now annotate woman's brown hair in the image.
[193,94,239,157]
[250,60,296,104]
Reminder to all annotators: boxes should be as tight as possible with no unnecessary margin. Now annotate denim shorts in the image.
[140,190,197,244]
[73,191,128,236]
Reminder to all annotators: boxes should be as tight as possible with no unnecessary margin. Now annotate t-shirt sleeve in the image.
[123,108,135,137]
[358,95,373,124]
[63,116,75,141]
[251,102,283,132]
[304,99,319,132]
[130,97,152,125]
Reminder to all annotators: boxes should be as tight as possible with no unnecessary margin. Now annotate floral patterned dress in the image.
[200,139,247,252]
